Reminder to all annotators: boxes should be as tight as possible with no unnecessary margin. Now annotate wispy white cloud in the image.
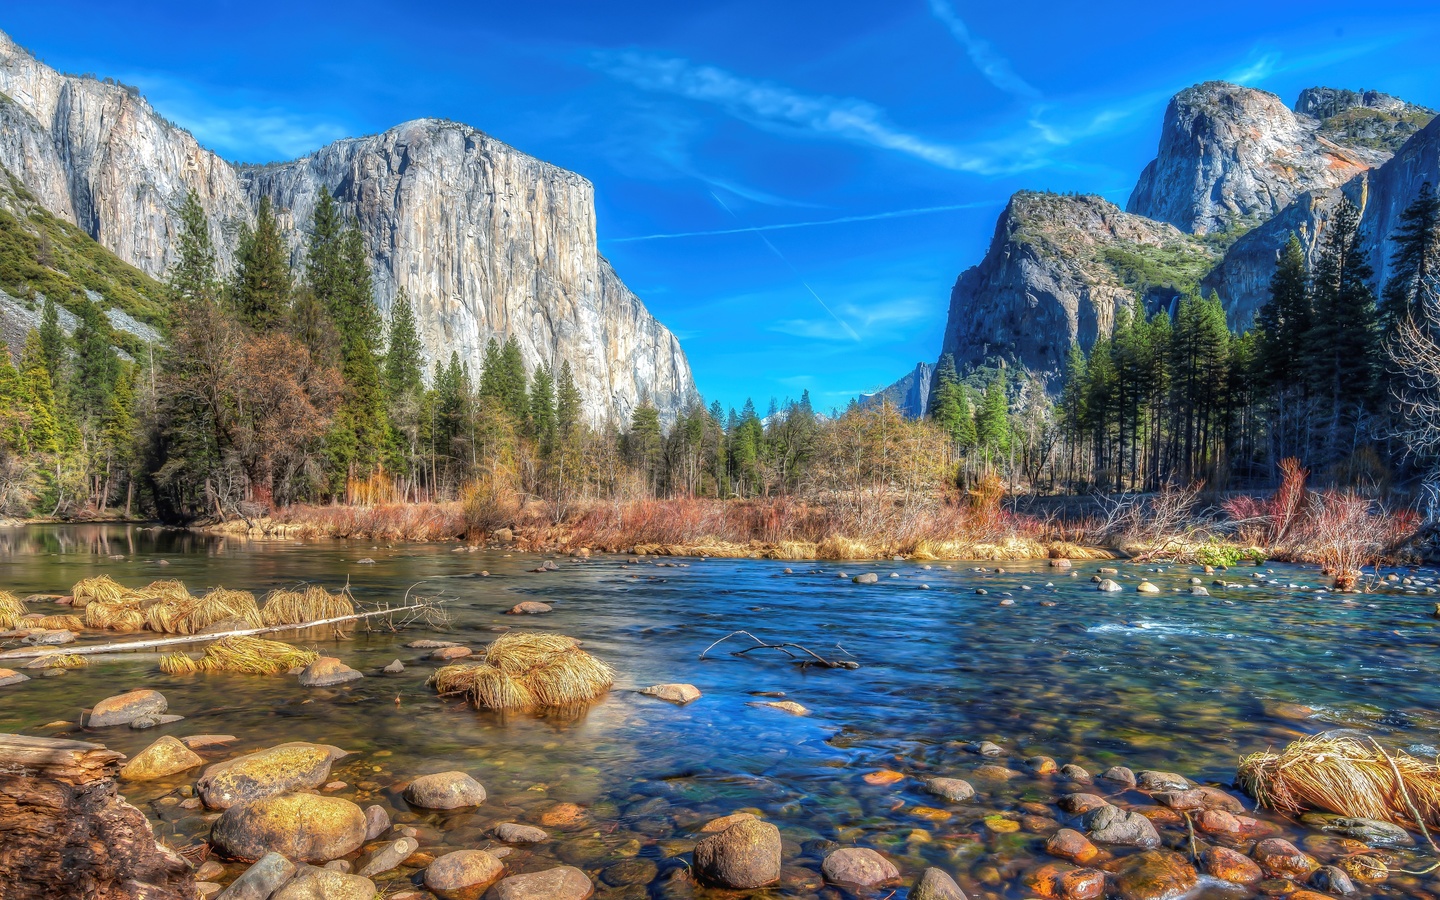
[607,201,986,242]
[1227,51,1282,85]
[926,0,1040,100]
[769,295,931,342]
[595,51,1006,174]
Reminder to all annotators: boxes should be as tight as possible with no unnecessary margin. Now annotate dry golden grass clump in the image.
[160,635,319,676]
[70,575,127,608]
[29,653,88,669]
[1239,733,1440,831]
[431,631,614,711]
[0,591,26,630]
[22,614,85,631]
[261,585,355,626]
[145,588,262,635]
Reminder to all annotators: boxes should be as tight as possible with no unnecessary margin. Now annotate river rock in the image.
[1050,558,1072,568]
[1060,764,1092,783]
[216,852,297,900]
[406,640,459,649]
[423,850,505,900]
[488,866,594,900]
[640,683,701,704]
[1100,766,1137,787]
[1137,582,1160,593]
[0,668,28,687]
[1252,838,1319,878]
[88,689,167,727]
[212,793,367,863]
[298,658,362,687]
[822,848,900,886]
[1195,785,1245,812]
[693,817,781,888]
[600,858,658,887]
[912,867,968,900]
[506,602,552,615]
[130,712,185,729]
[756,700,808,715]
[924,777,975,802]
[381,660,404,674]
[273,868,376,900]
[358,837,418,876]
[1046,828,1099,864]
[120,735,203,781]
[1097,579,1122,592]
[493,822,549,843]
[1201,847,1262,885]
[698,812,757,833]
[363,805,390,840]
[1084,805,1160,848]
[404,771,486,809]
[199,742,335,809]
[183,734,239,750]
[853,573,879,584]
[1312,865,1358,895]
[430,646,473,660]
[1136,770,1190,792]
[1107,850,1198,900]
[1059,793,1110,815]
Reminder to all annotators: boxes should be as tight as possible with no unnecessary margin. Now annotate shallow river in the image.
[3,524,1440,899]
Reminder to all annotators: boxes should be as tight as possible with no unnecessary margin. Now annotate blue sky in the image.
[8,2,1440,414]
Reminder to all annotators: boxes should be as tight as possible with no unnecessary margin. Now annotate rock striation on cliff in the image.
[0,30,696,423]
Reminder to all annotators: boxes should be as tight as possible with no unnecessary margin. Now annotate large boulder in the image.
[822,848,900,887]
[272,868,375,900]
[488,866,594,900]
[199,743,336,809]
[1084,805,1161,849]
[215,852,296,900]
[404,771,486,809]
[423,850,504,900]
[692,817,782,889]
[912,867,968,900]
[120,735,203,781]
[88,689,167,727]
[212,794,367,863]
[298,658,362,687]
[1106,850,1199,900]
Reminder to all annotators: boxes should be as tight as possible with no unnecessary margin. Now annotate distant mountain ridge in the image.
[0,29,697,424]
[878,79,1438,414]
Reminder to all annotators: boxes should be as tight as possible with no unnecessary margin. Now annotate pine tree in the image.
[500,337,527,422]
[305,188,345,312]
[1383,182,1440,330]
[0,346,28,455]
[383,288,424,400]
[627,401,662,492]
[1256,234,1312,388]
[976,377,1010,459]
[528,363,557,452]
[232,195,292,331]
[479,339,505,402]
[556,360,583,437]
[1305,199,1381,456]
[170,190,219,307]
[70,298,118,423]
[929,354,967,445]
[37,295,66,392]
[19,331,59,458]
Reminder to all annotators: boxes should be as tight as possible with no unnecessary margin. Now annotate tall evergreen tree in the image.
[37,296,66,393]
[383,288,425,400]
[555,360,583,438]
[232,195,292,331]
[70,298,118,423]
[528,363,557,452]
[500,337,528,422]
[1256,234,1312,388]
[976,377,1010,459]
[170,190,219,307]
[1383,182,1440,330]
[1305,199,1381,457]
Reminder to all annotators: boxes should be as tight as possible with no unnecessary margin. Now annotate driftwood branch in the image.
[0,598,441,661]
[700,630,859,669]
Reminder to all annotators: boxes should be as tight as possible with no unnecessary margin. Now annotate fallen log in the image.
[700,630,860,669]
[0,734,194,900]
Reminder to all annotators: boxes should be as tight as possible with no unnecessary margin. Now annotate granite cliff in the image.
[0,30,696,424]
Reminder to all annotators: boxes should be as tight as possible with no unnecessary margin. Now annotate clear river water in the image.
[2,524,1439,900]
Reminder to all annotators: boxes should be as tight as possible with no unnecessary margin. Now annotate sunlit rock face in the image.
[0,30,696,424]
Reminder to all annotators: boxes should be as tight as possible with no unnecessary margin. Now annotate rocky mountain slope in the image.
[937,191,1215,379]
[859,361,932,417]
[911,81,1437,403]
[0,30,696,424]
[1126,82,1392,235]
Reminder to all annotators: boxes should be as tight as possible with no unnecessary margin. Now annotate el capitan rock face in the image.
[1127,81,1390,236]
[0,30,696,424]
